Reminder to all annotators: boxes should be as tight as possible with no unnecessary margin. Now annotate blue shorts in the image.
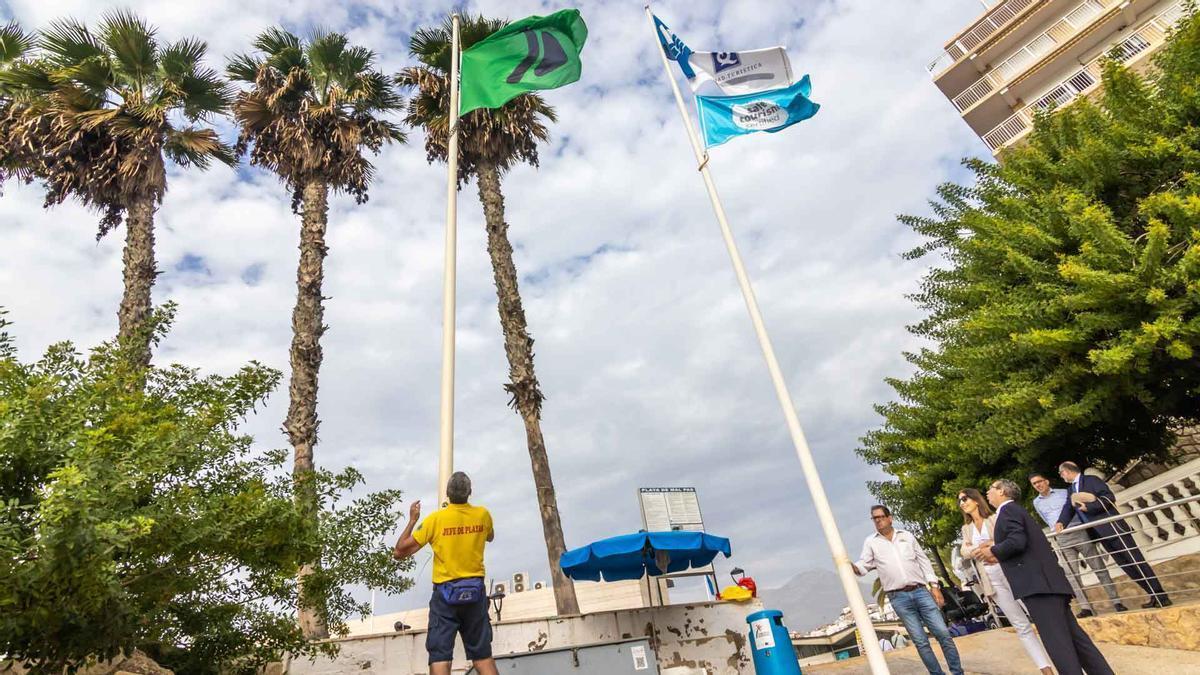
[427,582,493,663]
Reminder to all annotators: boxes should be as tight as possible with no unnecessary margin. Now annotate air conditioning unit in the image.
[492,582,507,595]
[533,581,545,590]
[512,571,530,593]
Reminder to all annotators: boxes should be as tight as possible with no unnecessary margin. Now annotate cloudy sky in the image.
[0,0,989,617]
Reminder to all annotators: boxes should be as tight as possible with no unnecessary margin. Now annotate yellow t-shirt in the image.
[413,503,493,584]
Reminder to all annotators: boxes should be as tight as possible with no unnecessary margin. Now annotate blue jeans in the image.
[889,587,963,675]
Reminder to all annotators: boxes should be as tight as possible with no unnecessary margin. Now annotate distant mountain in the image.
[757,568,876,633]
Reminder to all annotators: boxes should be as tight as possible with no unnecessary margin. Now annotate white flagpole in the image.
[643,6,890,673]
[438,13,462,509]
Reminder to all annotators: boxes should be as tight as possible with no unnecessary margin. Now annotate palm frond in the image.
[97,10,158,87]
[176,69,233,120]
[306,31,348,99]
[39,18,103,68]
[337,45,373,81]
[49,79,107,111]
[458,15,509,50]
[60,56,114,94]
[0,60,55,96]
[253,27,301,57]
[158,37,206,80]
[407,23,451,69]
[226,53,262,84]
[265,46,305,75]
[0,21,34,65]
[347,71,403,113]
[164,126,235,168]
[73,106,123,131]
[408,14,506,73]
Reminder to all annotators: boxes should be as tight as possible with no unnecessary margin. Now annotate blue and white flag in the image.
[687,47,794,95]
[696,75,820,148]
[653,14,695,79]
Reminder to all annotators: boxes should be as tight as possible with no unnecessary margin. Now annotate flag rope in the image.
[643,5,890,673]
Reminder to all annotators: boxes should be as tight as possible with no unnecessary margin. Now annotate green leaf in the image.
[96,10,158,86]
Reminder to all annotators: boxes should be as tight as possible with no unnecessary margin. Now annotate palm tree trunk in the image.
[476,161,580,616]
[116,194,158,370]
[285,178,330,639]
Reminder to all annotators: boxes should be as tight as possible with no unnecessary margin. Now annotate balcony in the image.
[928,0,1040,76]
[982,0,1191,152]
[950,0,1120,113]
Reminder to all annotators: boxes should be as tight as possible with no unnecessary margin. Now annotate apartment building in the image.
[929,0,1194,153]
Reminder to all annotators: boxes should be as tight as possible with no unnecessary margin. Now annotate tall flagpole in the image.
[438,13,462,509]
[643,6,890,673]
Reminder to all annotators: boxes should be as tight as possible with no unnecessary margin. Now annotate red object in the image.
[737,577,758,597]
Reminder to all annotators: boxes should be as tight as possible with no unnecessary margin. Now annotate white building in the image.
[930,0,1193,153]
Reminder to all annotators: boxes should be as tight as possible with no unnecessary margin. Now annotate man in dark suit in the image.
[972,479,1114,675]
[1055,461,1171,609]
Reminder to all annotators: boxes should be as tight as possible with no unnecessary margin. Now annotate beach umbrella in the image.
[559,531,732,582]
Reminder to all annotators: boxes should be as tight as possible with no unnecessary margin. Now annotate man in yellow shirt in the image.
[394,472,497,675]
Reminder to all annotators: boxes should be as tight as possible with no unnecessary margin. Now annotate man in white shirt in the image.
[853,505,964,675]
[1028,472,1125,616]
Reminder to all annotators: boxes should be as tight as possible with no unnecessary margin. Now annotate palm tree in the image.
[0,12,234,368]
[0,22,33,184]
[398,15,581,616]
[228,28,405,639]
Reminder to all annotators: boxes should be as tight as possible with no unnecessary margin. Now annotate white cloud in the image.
[0,0,987,618]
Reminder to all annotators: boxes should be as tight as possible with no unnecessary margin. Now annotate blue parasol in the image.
[559,531,732,582]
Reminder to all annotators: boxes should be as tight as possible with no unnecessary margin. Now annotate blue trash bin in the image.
[747,609,803,675]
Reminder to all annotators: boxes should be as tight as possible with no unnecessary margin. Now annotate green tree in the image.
[227,28,406,639]
[398,15,580,615]
[0,307,412,673]
[860,13,1200,546]
[0,12,234,369]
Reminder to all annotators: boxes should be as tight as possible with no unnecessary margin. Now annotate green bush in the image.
[0,308,412,673]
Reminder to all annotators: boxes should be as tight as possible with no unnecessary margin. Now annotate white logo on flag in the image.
[731,100,788,131]
[713,52,741,72]
[687,46,793,95]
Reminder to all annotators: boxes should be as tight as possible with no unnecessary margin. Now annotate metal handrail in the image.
[951,0,1115,112]
[1047,493,1200,538]
[928,0,1039,75]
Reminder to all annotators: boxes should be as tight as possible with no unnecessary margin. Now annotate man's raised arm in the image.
[393,500,424,560]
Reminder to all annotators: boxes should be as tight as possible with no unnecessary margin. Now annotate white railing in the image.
[1048,493,1200,611]
[951,0,1114,112]
[929,0,1039,75]
[1114,456,1200,550]
[981,1,1190,151]
[953,73,1003,110]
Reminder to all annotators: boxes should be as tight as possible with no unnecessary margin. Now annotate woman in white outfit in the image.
[959,487,1054,674]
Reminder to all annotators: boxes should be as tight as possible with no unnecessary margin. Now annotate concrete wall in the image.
[289,600,762,675]
[347,579,653,636]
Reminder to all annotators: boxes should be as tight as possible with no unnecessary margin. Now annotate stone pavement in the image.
[805,628,1200,674]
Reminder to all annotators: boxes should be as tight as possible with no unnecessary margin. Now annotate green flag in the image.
[459,9,588,115]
